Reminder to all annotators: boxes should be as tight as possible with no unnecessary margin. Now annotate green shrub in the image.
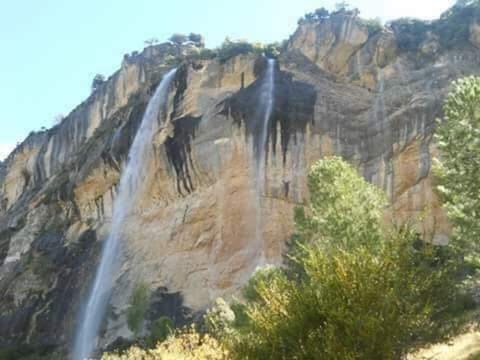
[390,18,430,51]
[148,316,174,345]
[225,157,466,359]
[216,39,263,63]
[204,298,236,338]
[363,18,383,36]
[103,327,228,360]
[264,43,281,59]
[126,283,149,337]
[434,76,480,251]
[197,48,217,60]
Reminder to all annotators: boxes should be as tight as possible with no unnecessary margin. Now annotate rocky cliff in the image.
[1,9,480,357]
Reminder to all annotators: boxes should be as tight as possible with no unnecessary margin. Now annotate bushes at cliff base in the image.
[102,327,228,360]
[224,158,467,359]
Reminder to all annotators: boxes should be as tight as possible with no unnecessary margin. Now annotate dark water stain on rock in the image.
[165,116,202,195]
[220,58,317,165]
[147,286,192,326]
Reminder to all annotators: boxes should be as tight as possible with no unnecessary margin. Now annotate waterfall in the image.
[254,58,275,264]
[72,68,177,360]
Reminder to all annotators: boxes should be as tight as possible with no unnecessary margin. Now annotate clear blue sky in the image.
[0,0,454,160]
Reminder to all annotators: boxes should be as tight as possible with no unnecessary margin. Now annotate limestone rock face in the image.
[1,13,480,355]
[288,13,369,76]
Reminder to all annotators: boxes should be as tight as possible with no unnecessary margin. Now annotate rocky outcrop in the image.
[1,9,480,356]
[288,12,369,76]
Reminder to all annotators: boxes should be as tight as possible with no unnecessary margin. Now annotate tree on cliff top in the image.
[169,33,188,45]
[91,73,105,92]
[144,37,159,47]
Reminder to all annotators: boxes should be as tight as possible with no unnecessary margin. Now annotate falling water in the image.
[72,68,177,360]
[253,58,275,264]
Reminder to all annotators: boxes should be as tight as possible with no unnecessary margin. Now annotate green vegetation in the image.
[103,327,228,360]
[391,1,480,51]
[126,283,149,337]
[91,74,106,92]
[362,17,383,35]
[148,316,174,345]
[389,18,430,51]
[435,76,480,252]
[0,345,58,360]
[216,38,262,63]
[168,33,205,47]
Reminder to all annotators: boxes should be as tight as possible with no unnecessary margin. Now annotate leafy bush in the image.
[390,18,430,51]
[126,283,149,336]
[102,327,228,360]
[169,33,188,45]
[390,2,480,51]
[264,42,282,59]
[225,157,466,359]
[148,316,174,345]
[204,298,236,339]
[188,33,205,47]
[217,39,263,63]
[189,48,218,61]
[433,2,479,49]
[91,74,106,92]
[298,7,331,25]
[434,76,480,251]
[363,18,383,36]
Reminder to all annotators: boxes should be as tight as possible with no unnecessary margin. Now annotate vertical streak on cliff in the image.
[254,58,275,265]
[374,70,393,198]
[72,69,177,360]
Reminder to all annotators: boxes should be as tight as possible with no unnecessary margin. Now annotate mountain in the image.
[1,6,480,357]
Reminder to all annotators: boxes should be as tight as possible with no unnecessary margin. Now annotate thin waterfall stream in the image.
[254,58,275,265]
[72,68,177,360]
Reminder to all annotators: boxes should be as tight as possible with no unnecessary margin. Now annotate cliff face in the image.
[1,11,480,355]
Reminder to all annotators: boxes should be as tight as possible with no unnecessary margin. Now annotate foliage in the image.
[126,283,149,337]
[390,1,480,51]
[217,38,263,63]
[224,157,466,359]
[433,1,480,49]
[148,316,174,345]
[91,74,106,92]
[294,158,386,251]
[189,48,218,61]
[363,18,383,36]
[264,42,282,59]
[169,33,188,45]
[102,327,229,360]
[144,38,159,47]
[204,298,236,338]
[0,346,57,360]
[434,76,480,252]
[188,32,205,47]
[298,7,330,25]
[390,18,430,51]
